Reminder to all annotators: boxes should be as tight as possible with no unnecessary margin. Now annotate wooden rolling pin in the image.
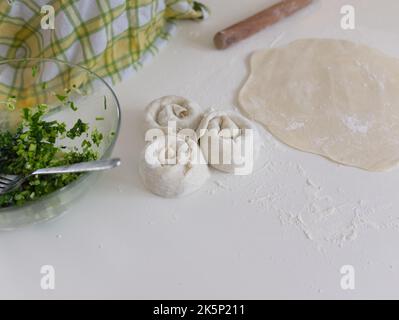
[214,0,313,50]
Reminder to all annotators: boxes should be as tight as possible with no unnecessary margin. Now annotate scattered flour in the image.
[286,121,305,131]
[214,180,232,191]
[342,115,371,134]
[204,128,398,250]
[270,32,286,48]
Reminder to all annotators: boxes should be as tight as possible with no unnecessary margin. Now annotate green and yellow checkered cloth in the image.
[0,0,207,101]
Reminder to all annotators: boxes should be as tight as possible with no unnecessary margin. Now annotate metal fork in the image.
[0,158,121,195]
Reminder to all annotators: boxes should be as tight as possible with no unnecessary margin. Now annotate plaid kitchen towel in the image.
[0,0,208,99]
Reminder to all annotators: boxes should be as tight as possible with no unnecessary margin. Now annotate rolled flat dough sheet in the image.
[239,38,399,171]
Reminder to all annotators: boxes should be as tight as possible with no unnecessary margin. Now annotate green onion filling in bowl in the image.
[0,58,121,230]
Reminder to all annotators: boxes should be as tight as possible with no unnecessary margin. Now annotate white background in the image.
[1,0,399,299]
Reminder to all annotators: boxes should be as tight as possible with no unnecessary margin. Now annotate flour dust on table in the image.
[203,130,398,250]
[239,38,399,171]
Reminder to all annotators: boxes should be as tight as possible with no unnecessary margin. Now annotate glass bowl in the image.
[0,58,121,230]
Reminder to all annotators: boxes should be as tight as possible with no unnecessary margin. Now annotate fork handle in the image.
[33,158,121,175]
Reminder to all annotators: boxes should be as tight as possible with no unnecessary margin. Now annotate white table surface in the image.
[2,0,399,300]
